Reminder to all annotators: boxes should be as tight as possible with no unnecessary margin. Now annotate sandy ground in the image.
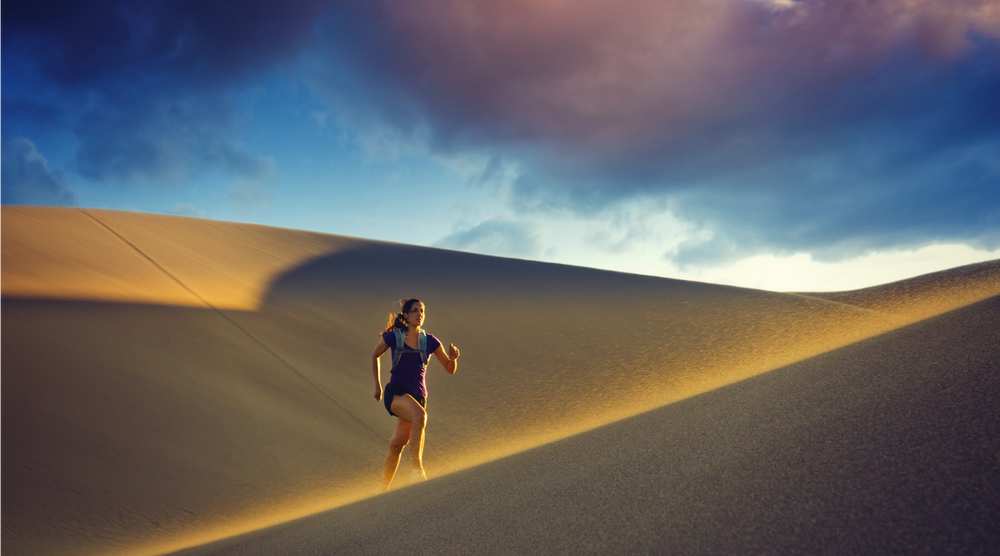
[3,206,999,556]
[169,295,1000,556]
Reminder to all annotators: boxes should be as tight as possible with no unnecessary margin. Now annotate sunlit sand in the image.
[1,207,364,310]
[3,207,999,556]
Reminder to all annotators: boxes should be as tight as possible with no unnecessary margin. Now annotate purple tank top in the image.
[383,330,441,398]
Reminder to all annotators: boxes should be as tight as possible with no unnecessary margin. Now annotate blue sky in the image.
[4,0,1000,291]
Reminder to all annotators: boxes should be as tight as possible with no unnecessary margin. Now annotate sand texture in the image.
[170,295,1000,556]
[3,206,999,556]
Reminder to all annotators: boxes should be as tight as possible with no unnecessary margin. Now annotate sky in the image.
[3,0,1000,292]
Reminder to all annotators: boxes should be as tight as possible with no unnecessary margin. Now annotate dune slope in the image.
[3,207,999,556]
[169,295,1000,556]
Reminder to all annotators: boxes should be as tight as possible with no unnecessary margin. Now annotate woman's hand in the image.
[374,384,383,402]
[434,343,461,374]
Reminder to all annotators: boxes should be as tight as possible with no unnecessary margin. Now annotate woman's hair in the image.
[382,298,423,335]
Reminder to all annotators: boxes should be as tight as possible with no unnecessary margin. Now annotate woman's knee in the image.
[390,435,409,451]
[412,407,427,428]
[392,395,427,426]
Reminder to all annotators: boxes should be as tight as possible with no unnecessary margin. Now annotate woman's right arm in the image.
[372,339,389,401]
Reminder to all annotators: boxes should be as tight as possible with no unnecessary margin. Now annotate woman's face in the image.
[405,303,425,327]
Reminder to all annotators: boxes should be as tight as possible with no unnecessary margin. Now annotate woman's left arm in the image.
[433,343,460,375]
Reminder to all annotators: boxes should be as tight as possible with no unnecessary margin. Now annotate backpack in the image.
[391,329,429,370]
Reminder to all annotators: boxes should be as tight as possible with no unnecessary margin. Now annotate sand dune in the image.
[3,207,999,556]
[1,207,364,309]
[169,295,1000,556]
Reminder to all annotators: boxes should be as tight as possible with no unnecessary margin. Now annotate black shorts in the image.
[384,383,426,417]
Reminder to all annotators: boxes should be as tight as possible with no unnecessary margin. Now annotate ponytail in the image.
[381,298,423,335]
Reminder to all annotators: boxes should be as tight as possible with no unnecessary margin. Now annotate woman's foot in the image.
[410,468,427,483]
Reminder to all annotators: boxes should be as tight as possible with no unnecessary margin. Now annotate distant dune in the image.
[3,206,999,556]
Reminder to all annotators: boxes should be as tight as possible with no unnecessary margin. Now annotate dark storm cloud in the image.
[1,0,330,86]
[1,138,78,206]
[1,0,329,187]
[316,0,1000,263]
[666,52,1000,264]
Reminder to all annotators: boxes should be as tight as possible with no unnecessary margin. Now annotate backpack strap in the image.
[392,329,405,369]
[391,329,430,369]
[418,330,429,366]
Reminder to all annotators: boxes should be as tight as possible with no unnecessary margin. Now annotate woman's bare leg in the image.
[381,417,411,492]
[390,394,427,471]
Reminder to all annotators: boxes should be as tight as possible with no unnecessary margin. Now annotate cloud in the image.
[583,199,691,255]
[168,202,208,218]
[434,216,543,258]
[315,0,1000,264]
[70,90,277,187]
[227,179,273,212]
[309,110,330,129]
[666,130,1000,265]
[2,0,315,188]
[1,0,331,87]
[1,137,78,206]
[4,0,999,267]
[319,0,999,151]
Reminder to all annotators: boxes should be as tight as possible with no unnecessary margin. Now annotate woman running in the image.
[372,298,460,492]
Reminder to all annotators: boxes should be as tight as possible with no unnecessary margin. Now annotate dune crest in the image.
[2,207,363,310]
[796,259,1000,322]
[3,207,999,556]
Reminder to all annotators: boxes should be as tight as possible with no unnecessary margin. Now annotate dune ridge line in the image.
[78,208,384,443]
